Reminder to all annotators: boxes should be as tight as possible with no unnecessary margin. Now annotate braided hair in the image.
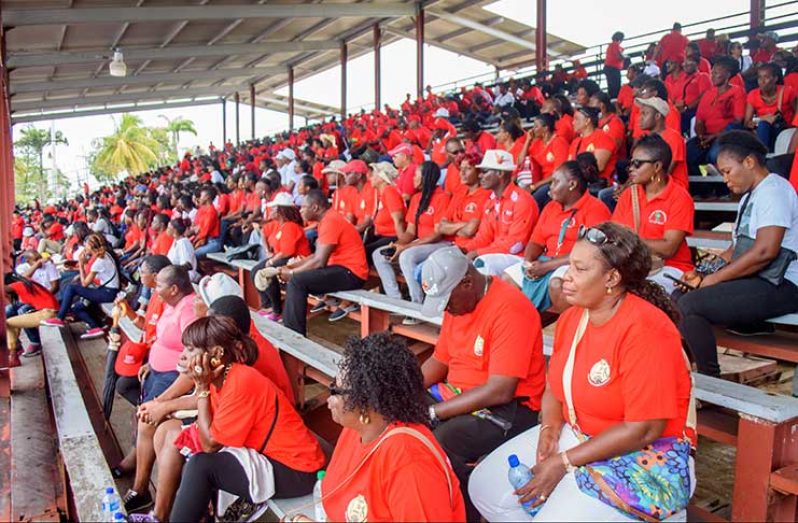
[414,161,441,226]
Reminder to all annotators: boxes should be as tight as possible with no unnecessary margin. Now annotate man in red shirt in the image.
[388,142,419,199]
[675,57,711,135]
[279,190,367,336]
[604,31,626,99]
[656,22,690,75]
[192,186,222,259]
[420,246,545,521]
[698,28,719,59]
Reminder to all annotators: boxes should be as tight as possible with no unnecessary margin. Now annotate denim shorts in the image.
[141,368,180,403]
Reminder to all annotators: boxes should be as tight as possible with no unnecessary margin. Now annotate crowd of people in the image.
[5,21,798,522]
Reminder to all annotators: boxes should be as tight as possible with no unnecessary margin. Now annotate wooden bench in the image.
[687,230,732,250]
[689,175,725,184]
[39,326,125,521]
[694,200,738,213]
[206,251,261,307]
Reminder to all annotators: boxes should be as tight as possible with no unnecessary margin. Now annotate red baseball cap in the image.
[115,340,149,377]
[340,159,369,175]
[388,143,413,157]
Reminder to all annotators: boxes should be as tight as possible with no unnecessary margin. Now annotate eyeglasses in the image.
[627,159,657,170]
[328,383,351,397]
[578,226,614,246]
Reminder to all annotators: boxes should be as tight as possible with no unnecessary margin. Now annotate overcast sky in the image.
[15,0,779,197]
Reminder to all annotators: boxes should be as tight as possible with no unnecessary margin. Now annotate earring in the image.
[606,285,613,295]
[210,357,221,368]
[359,413,371,425]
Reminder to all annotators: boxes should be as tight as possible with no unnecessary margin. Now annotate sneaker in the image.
[726,323,775,337]
[80,327,106,340]
[221,497,268,522]
[342,303,360,313]
[310,301,329,313]
[127,511,159,522]
[328,307,350,322]
[401,316,422,326]
[41,318,65,327]
[256,309,273,317]
[265,312,282,322]
[123,489,154,513]
[22,344,42,357]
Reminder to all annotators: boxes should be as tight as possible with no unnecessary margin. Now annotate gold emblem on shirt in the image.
[346,494,368,522]
[588,359,611,386]
[275,230,282,240]
[586,143,596,153]
[546,151,554,163]
[474,335,485,357]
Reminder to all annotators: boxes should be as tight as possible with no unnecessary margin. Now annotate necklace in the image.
[483,275,491,298]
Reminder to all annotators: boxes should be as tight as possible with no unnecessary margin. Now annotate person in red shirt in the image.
[685,42,712,75]
[745,62,797,151]
[462,149,539,276]
[162,316,325,522]
[470,222,693,522]
[373,161,451,309]
[463,119,497,155]
[5,273,59,364]
[279,190,368,336]
[420,246,546,521]
[250,193,311,322]
[591,91,626,156]
[674,57,712,135]
[36,216,64,255]
[524,114,571,210]
[568,107,617,182]
[615,64,641,118]
[687,56,747,175]
[752,31,779,64]
[338,159,378,235]
[612,135,694,293]
[604,32,626,100]
[637,97,688,188]
[442,138,466,196]
[192,186,222,259]
[437,151,492,250]
[630,78,682,140]
[388,142,419,199]
[656,22,690,74]
[504,161,611,312]
[11,212,24,251]
[698,28,719,59]
[366,161,407,260]
[149,213,174,256]
[319,333,466,522]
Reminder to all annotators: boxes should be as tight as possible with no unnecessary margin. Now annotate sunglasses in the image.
[627,159,658,170]
[328,382,351,396]
[578,226,614,246]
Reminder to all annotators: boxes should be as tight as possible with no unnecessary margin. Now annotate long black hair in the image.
[415,161,441,226]
[4,272,52,299]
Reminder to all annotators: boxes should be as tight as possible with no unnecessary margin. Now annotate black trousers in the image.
[283,265,365,336]
[677,277,798,376]
[251,257,290,313]
[603,66,622,99]
[431,397,539,522]
[170,451,317,522]
[364,235,396,266]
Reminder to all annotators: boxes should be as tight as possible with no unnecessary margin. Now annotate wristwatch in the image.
[428,405,438,423]
[196,389,210,399]
[561,451,576,473]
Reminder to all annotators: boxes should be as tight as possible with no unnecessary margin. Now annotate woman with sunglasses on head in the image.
[131,316,325,522]
[306,332,465,522]
[522,113,570,210]
[611,134,695,294]
[678,131,798,377]
[469,222,695,522]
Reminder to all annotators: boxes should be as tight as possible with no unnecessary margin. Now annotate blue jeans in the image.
[195,236,223,259]
[755,121,777,151]
[598,186,618,213]
[57,284,118,328]
[141,368,180,402]
[6,303,39,345]
[532,184,551,210]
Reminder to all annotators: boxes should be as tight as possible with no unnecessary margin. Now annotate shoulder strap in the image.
[563,309,590,441]
[259,395,280,454]
[777,86,785,113]
[630,185,641,233]
[554,208,579,257]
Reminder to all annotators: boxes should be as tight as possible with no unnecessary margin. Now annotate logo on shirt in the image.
[465,202,477,214]
[545,152,555,163]
[588,359,611,387]
[426,206,435,215]
[586,143,596,153]
[648,210,667,225]
[360,200,366,210]
[275,230,282,240]
[474,335,485,357]
[603,124,611,133]
[346,494,368,522]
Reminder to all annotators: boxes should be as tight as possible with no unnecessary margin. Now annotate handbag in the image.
[562,310,695,522]
[732,192,797,286]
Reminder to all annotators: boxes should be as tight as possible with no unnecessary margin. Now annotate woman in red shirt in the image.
[145,316,324,523]
[373,161,451,313]
[496,120,528,166]
[313,333,465,522]
[745,62,797,151]
[4,273,59,364]
[603,31,625,99]
[521,114,570,211]
[250,193,311,322]
[568,107,617,182]
[366,161,407,261]
[470,222,694,521]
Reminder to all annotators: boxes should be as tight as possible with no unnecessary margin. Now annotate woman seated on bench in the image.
[302,332,465,522]
[678,131,798,376]
[469,222,695,522]
[134,316,324,522]
[503,161,610,312]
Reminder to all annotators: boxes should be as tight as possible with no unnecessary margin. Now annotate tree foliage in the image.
[13,125,69,203]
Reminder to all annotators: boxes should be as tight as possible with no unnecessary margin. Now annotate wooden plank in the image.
[10,357,60,522]
[695,201,738,212]
[715,330,798,364]
[718,352,780,385]
[697,408,738,446]
[694,374,798,423]
[769,313,798,326]
[771,464,798,495]
[332,289,443,325]
[391,322,441,345]
[0,398,10,523]
[252,314,341,379]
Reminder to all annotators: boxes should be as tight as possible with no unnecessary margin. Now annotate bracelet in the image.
[561,451,576,473]
[428,405,438,422]
[196,389,210,399]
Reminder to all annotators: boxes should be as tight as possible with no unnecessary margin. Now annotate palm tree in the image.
[14,125,68,202]
[94,114,161,177]
[159,115,197,160]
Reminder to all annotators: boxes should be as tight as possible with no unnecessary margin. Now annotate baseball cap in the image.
[435,108,450,118]
[388,143,413,157]
[635,96,670,117]
[115,340,149,377]
[421,246,470,317]
[321,159,347,175]
[340,159,369,175]
[477,149,516,172]
[197,273,243,306]
[23,226,34,237]
[370,162,399,185]
[277,149,296,161]
[266,192,295,208]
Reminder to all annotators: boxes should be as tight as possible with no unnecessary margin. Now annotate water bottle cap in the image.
[508,454,520,467]
[105,487,115,494]
[317,470,326,480]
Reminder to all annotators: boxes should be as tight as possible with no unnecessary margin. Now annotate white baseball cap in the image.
[477,149,516,172]
[266,192,296,208]
[197,273,243,306]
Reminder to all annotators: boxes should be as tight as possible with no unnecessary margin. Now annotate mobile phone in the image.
[664,273,696,290]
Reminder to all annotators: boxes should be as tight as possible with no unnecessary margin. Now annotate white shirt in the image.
[279,160,297,187]
[210,170,224,184]
[735,173,798,285]
[90,254,120,289]
[494,92,515,108]
[168,237,199,280]
[16,260,60,289]
[643,61,661,77]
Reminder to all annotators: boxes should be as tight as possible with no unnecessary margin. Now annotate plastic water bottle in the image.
[314,470,327,522]
[517,158,533,188]
[101,487,121,520]
[507,454,537,515]
[113,512,126,522]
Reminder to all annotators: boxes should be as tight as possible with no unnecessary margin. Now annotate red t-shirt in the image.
[332,185,356,217]
[124,224,143,250]
[547,295,694,444]
[790,113,798,193]
[373,185,407,237]
[47,222,65,241]
[568,130,617,181]
[529,136,570,182]
[696,85,746,134]
[605,41,624,69]
[405,187,450,240]
[151,230,174,256]
[345,182,378,226]
[659,128,688,189]
[747,86,796,125]
[612,181,695,272]
[617,84,635,113]
[433,278,546,411]
[396,163,419,197]
[443,162,464,197]
[210,364,325,472]
[8,281,58,310]
[267,221,311,258]
[444,187,491,248]
[657,31,689,66]
[555,114,575,144]
[462,184,539,256]
[531,192,611,257]
[679,72,712,108]
[322,423,466,522]
[249,323,294,402]
[318,210,369,281]
[194,204,221,241]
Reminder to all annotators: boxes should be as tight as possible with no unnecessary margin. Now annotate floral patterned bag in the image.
[564,310,695,522]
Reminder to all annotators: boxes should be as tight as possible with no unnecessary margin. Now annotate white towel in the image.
[216,447,276,516]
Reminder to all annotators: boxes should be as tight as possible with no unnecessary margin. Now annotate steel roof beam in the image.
[8,41,340,68]
[425,10,536,51]
[10,66,286,94]
[3,4,417,27]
